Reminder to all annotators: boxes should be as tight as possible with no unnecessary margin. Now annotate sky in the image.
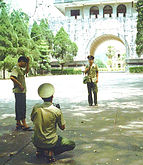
[4,0,63,18]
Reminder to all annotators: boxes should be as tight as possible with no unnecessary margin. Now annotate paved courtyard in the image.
[0,73,143,165]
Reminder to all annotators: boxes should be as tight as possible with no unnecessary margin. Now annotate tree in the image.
[38,41,51,74]
[31,21,44,43]
[31,20,52,74]
[106,46,116,68]
[136,0,143,57]
[10,10,31,51]
[106,46,115,59]
[0,0,6,8]
[53,27,78,70]
[95,59,107,68]
[11,10,41,74]
[0,7,18,79]
[40,19,54,49]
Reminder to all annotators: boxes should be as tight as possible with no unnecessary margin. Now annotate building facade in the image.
[49,0,138,62]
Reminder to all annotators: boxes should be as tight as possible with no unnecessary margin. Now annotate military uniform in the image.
[31,101,75,155]
[86,63,98,105]
[11,65,27,120]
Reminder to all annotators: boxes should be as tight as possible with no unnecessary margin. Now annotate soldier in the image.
[85,55,99,106]
[10,56,32,131]
[31,83,75,163]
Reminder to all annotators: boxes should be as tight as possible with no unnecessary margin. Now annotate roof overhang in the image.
[54,0,137,15]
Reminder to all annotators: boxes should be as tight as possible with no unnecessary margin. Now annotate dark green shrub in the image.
[129,66,143,73]
[51,68,82,75]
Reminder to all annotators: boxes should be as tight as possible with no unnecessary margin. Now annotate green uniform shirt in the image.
[31,102,66,149]
[11,65,26,93]
[86,63,98,83]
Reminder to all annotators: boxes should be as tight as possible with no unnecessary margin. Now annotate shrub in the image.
[129,66,143,73]
[51,68,82,75]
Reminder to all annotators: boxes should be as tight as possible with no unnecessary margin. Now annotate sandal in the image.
[22,126,33,131]
[16,124,24,130]
[46,156,56,163]
[36,151,44,159]
[44,150,56,163]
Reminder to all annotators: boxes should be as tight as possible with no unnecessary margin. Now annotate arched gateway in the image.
[49,0,138,67]
[86,34,129,58]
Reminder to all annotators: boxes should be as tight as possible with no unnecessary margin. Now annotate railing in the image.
[54,0,137,4]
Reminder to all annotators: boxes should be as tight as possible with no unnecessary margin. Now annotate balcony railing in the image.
[54,0,136,4]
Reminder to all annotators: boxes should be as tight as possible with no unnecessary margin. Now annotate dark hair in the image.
[87,55,94,60]
[18,56,28,63]
[42,96,53,102]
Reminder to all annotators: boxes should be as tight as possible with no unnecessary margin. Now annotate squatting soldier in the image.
[85,55,99,106]
[31,83,75,163]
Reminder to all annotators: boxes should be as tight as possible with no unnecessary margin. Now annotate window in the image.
[117,4,126,17]
[118,54,121,58]
[90,6,99,18]
[103,5,113,17]
[71,10,80,19]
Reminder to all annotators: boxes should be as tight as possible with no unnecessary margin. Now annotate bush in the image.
[95,59,107,68]
[51,68,82,75]
[129,66,143,73]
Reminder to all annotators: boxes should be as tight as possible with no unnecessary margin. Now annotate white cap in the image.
[38,83,55,98]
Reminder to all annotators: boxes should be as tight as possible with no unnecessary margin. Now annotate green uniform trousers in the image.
[36,136,75,156]
[87,82,98,105]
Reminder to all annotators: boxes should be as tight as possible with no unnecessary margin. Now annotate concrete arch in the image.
[85,34,130,59]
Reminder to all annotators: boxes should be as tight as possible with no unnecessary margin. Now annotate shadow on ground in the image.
[1,73,143,165]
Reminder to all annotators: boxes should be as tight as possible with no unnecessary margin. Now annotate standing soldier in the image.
[10,56,32,131]
[85,55,99,106]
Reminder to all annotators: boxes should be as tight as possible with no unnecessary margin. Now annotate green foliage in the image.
[10,10,31,49]
[107,59,112,67]
[129,66,143,73]
[10,10,42,74]
[51,68,82,75]
[3,55,17,72]
[0,4,78,78]
[106,46,116,59]
[30,19,54,74]
[106,46,116,68]
[40,19,54,49]
[31,21,43,42]
[0,7,18,78]
[95,59,107,68]
[0,0,6,8]
[38,41,51,72]
[136,0,143,56]
[53,27,78,70]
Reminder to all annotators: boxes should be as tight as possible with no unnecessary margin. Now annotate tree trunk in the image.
[61,64,64,72]
[3,63,5,79]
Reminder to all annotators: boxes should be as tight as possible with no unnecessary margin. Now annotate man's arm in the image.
[58,112,66,130]
[10,76,24,91]
[96,71,99,83]
[26,57,30,74]
[84,66,89,74]
[59,124,65,130]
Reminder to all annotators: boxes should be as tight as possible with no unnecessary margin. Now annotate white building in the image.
[48,0,138,63]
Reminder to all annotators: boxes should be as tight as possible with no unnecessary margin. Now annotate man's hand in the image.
[27,57,30,63]
[85,67,89,74]
[60,125,65,130]
[19,84,24,91]
[96,79,98,83]
[26,57,30,74]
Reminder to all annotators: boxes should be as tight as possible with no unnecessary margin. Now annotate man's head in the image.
[38,83,55,103]
[18,56,28,68]
[87,55,94,66]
